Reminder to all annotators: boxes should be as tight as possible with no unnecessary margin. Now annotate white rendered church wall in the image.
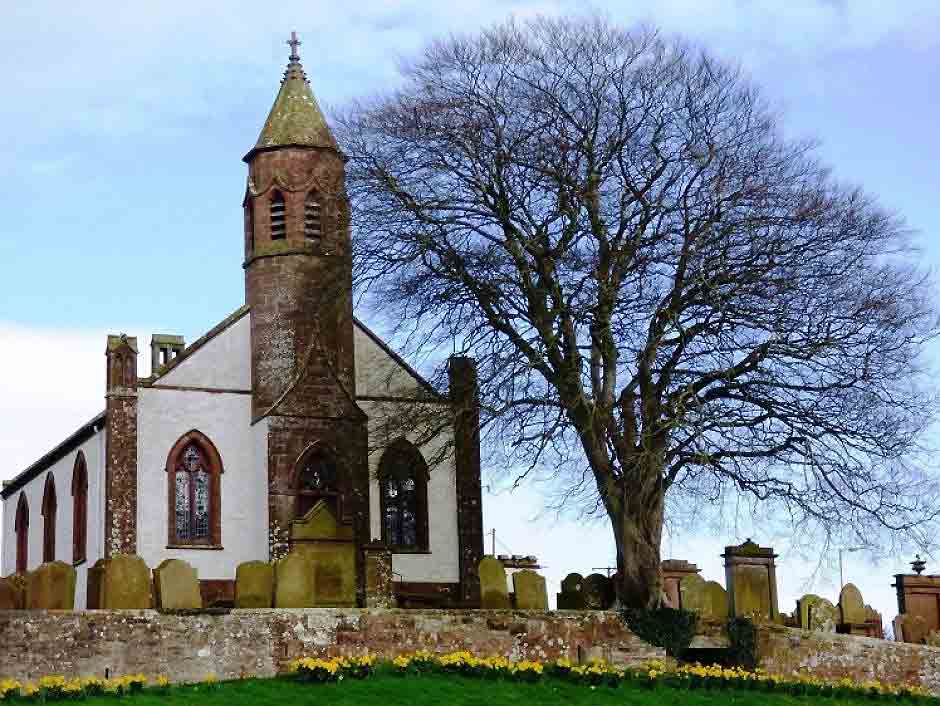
[137,388,268,580]
[353,323,426,398]
[0,429,104,609]
[361,400,460,583]
[155,313,251,390]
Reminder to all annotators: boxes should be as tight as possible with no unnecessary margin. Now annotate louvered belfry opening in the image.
[304,192,322,241]
[270,190,286,240]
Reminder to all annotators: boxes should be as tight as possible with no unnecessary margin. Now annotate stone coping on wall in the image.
[0,609,663,684]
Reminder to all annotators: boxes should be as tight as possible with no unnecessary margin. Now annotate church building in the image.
[0,37,485,609]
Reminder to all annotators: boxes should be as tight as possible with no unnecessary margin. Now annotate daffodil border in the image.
[1,654,935,703]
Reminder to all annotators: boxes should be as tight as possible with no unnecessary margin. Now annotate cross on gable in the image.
[287,31,301,60]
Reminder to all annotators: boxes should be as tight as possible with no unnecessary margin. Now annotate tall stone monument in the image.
[662,559,700,609]
[723,539,779,621]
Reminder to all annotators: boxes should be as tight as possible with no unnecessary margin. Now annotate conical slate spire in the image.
[249,32,337,157]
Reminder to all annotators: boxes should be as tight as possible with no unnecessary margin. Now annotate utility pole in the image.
[490,528,496,556]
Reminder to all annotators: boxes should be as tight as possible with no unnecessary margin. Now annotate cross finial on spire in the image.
[287,31,301,61]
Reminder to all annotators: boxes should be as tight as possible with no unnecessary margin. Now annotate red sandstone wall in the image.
[0,609,662,683]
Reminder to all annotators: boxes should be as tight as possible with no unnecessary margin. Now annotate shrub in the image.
[621,606,698,658]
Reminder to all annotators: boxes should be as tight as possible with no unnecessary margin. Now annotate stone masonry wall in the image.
[757,624,940,694]
[0,609,662,683]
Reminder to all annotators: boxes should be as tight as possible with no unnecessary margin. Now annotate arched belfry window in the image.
[41,473,57,563]
[270,190,286,240]
[245,195,255,252]
[72,452,88,564]
[15,493,29,573]
[304,192,322,241]
[166,431,223,547]
[295,445,339,519]
[378,439,429,551]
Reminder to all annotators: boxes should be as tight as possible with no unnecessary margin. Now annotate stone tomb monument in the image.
[893,560,940,641]
[153,559,202,610]
[236,561,274,608]
[479,556,511,609]
[25,561,76,610]
[512,569,548,610]
[662,559,700,609]
[723,539,779,622]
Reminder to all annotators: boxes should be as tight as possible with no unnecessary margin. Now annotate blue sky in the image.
[1,1,939,623]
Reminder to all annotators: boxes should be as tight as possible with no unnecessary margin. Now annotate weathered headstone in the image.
[557,572,584,609]
[364,546,394,609]
[153,559,202,610]
[0,576,23,609]
[25,561,76,610]
[274,552,315,608]
[723,539,778,621]
[838,583,866,630]
[796,594,838,633]
[900,612,930,644]
[512,569,548,610]
[289,501,357,607]
[101,555,152,609]
[235,561,274,608]
[662,560,700,609]
[863,605,884,639]
[581,573,615,610]
[679,574,728,619]
[479,557,510,609]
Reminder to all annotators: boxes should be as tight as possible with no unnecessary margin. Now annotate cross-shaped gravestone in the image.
[287,31,301,60]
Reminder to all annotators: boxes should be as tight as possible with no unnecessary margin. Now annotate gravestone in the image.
[512,569,548,610]
[723,539,778,621]
[25,561,76,610]
[289,501,357,607]
[796,594,838,632]
[839,583,865,632]
[557,573,584,609]
[0,576,22,609]
[581,573,615,610]
[235,561,274,608]
[863,605,884,639]
[101,555,152,609]
[153,559,202,610]
[478,557,510,609]
[274,552,315,608]
[679,574,728,619]
[900,612,930,644]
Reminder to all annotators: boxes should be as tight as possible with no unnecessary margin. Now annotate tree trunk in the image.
[609,487,664,610]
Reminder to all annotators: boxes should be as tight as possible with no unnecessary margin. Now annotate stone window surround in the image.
[165,430,224,549]
[377,439,430,553]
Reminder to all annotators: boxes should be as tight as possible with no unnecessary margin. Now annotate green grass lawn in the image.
[63,674,916,706]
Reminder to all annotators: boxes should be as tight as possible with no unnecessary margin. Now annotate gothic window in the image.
[166,431,223,547]
[72,452,88,564]
[14,493,28,573]
[304,192,322,241]
[41,473,57,563]
[270,190,286,240]
[378,439,429,551]
[295,445,339,519]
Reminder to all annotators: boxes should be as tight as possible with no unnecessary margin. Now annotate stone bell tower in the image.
[243,34,368,591]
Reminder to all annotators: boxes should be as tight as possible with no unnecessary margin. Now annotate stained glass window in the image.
[378,440,428,550]
[175,443,211,542]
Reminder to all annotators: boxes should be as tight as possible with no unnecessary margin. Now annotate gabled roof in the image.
[353,317,444,401]
[146,305,249,384]
[1,411,106,500]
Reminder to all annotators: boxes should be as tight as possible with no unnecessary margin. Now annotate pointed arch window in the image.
[41,473,57,563]
[304,192,322,241]
[166,431,223,547]
[295,445,339,519]
[270,190,286,240]
[378,439,429,551]
[14,493,28,573]
[72,452,88,564]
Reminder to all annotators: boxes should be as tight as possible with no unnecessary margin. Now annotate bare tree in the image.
[336,16,940,608]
